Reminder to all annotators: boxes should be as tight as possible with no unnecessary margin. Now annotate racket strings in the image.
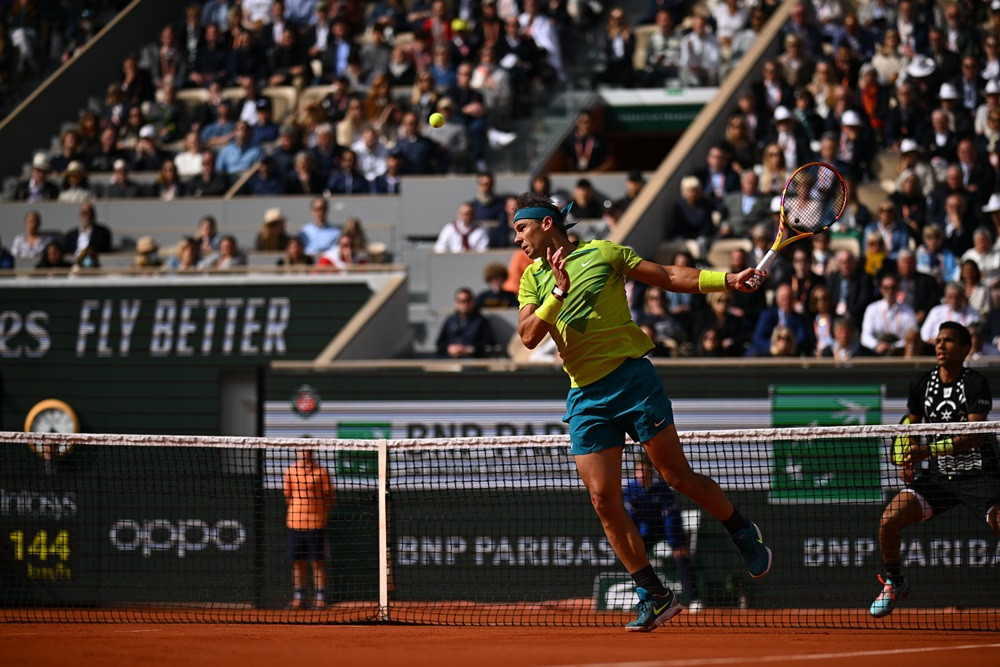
[782,164,847,234]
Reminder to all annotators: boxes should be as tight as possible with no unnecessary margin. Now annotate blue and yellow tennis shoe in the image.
[732,521,773,579]
[625,587,682,632]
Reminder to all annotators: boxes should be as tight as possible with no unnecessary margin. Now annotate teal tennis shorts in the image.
[563,356,675,455]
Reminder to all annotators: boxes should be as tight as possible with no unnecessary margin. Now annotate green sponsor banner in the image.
[771,384,883,427]
[770,385,883,503]
[334,422,389,478]
[606,104,705,132]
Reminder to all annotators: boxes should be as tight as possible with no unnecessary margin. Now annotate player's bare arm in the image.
[518,246,569,349]
[627,260,766,293]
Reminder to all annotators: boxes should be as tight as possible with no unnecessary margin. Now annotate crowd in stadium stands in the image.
[626,0,1000,364]
[0,2,128,116]
[8,0,553,205]
[5,1,1000,362]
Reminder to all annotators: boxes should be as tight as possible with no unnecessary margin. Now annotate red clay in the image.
[2,623,1000,667]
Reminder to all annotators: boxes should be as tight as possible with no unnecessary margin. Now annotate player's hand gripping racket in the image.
[745,162,848,288]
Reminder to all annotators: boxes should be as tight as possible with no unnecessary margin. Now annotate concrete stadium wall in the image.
[0,173,630,299]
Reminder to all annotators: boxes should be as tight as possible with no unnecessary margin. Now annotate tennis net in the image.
[1,423,997,629]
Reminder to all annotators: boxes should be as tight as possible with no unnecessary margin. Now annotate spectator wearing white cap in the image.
[12,153,59,202]
[982,195,1000,257]
[894,138,936,197]
[102,159,143,199]
[764,105,810,171]
[902,54,937,115]
[937,82,973,138]
[835,109,874,182]
[130,124,166,172]
[974,80,1000,137]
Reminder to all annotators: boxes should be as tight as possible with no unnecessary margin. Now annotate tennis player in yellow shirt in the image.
[513,192,772,631]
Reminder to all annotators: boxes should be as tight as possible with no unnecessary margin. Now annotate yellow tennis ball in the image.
[429,112,445,128]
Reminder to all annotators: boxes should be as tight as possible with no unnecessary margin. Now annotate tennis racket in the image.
[746,162,848,288]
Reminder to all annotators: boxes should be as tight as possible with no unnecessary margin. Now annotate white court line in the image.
[548,642,1000,667]
[3,628,164,636]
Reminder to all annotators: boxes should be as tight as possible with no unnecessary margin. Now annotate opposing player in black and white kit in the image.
[869,321,1000,617]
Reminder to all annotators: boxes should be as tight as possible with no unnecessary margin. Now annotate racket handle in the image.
[744,250,776,289]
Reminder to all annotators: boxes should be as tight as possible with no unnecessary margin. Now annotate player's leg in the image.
[870,490,924,617]
[310,529,327,609]
[291,560,307,609]
[643,425,732,518]
[575,447,646,572]
[575,448,681,631]
[643,425,772,578]
[288,529,307,609]
[311,560,326,609]
[877,490,925,574]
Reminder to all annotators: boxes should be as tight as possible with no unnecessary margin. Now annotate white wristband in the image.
[552,286,568,298]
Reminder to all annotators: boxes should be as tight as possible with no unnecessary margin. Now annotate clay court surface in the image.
[3,623,999,667]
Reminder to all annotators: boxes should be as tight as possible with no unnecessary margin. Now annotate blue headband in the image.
[513,202,576,228]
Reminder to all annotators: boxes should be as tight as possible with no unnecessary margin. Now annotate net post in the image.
[377,438,390,621]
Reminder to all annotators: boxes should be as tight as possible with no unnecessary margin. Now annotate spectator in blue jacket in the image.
[435,287,498,358]
[747,283,810,356]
